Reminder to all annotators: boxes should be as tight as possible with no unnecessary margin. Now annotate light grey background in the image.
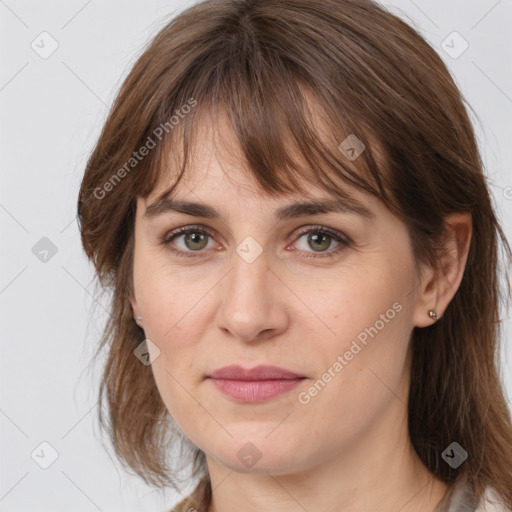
[0,1,511,511]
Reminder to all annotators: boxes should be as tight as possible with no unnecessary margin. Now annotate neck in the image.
[205,413,449,512]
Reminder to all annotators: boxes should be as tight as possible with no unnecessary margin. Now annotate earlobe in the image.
[129,295,144,327]
[412,212,472,328]
[412,264,439,328]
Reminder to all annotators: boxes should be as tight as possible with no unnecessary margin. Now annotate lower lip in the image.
[208,378,304,402]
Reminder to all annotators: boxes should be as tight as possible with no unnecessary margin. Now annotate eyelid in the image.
[160,223,352,259]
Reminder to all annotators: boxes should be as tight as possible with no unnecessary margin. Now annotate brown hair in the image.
[77,0,512,510]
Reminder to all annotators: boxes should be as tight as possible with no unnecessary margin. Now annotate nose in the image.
[215,249,289,343]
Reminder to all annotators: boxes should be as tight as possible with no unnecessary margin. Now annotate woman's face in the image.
[130,120,431,476]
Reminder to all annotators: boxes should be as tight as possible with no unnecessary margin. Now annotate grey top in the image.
[434,480,511,512]
[169,478,511,512]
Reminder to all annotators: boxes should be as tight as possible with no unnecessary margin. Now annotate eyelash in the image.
[160,224,352,260]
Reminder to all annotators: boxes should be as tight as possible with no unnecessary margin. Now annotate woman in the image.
[77,0,512,510]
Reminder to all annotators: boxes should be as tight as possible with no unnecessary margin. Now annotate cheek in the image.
[303,257,413,345]
[293,282,412,455]
[133,251,213,340]
[300,258,415,414]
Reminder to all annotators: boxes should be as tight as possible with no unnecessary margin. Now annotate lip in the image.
[208,364,304,380]
[207,365,306,403]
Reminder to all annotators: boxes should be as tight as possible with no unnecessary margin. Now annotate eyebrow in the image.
[144,194,375,222]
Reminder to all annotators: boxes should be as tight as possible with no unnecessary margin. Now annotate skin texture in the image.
[129,115,472,512]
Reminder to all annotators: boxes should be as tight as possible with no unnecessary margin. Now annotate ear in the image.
[413,212,472,328]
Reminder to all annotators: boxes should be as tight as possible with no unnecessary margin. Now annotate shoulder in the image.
[165,477,211,512]
[166,502,196,512]
[476,487,512,512]
[165,497,197,512]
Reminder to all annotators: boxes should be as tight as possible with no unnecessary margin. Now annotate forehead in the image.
[146,108,268,201]
[139,94,389,225]
[145,105,367,201]
[142,154,378,225]
[144,144,377,221]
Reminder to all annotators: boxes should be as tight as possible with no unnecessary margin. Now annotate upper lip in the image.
[208,365,304,380]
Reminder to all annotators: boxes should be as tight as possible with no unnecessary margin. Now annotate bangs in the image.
[132,50,393,210]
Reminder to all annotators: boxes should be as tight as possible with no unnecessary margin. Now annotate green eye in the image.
[161,225,351,260]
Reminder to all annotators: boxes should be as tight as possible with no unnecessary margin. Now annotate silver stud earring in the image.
[428,310,438,320]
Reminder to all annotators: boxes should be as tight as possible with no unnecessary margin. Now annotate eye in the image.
[291,225,351,259]
[160,225,216,258]
[160,224,352,259]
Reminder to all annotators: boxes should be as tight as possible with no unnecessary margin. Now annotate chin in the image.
[207,438,308,476]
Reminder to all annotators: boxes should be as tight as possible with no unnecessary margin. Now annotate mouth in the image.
[206,364,306,402]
